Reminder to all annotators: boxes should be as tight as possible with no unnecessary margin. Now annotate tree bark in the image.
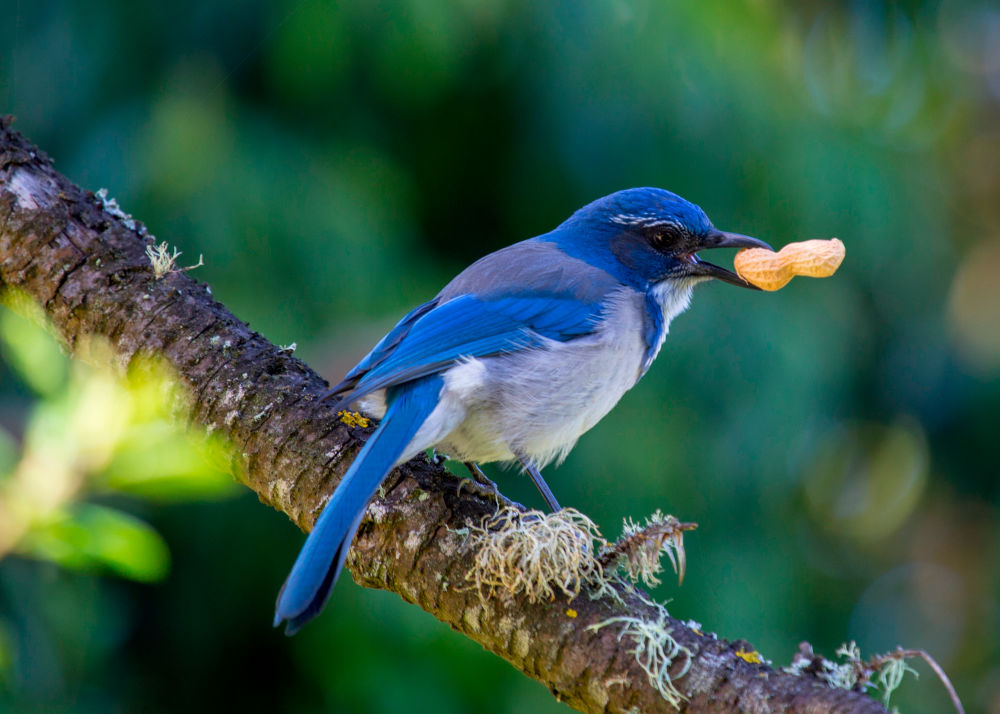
[0,117,886,714]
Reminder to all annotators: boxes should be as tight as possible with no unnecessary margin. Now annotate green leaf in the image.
[17,503,170,583]
[99,423,236,501]
[0,301,69,397]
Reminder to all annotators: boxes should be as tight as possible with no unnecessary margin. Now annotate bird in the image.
[273,187,770,634]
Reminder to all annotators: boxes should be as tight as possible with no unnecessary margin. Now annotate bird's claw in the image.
[457,476,501,506]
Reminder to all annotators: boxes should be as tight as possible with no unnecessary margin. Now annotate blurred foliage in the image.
[1,0,999,712]
[0,291,235,577]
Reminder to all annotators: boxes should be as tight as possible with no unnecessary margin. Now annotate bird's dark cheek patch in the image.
[609,234,639,269]
[610,235,670,279]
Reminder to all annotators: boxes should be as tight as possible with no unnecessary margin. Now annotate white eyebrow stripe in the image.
[608,214,682,230]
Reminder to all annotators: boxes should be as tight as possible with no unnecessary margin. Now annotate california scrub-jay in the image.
[274,187,769,634]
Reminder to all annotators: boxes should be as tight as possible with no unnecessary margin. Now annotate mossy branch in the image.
[0,116,896,714]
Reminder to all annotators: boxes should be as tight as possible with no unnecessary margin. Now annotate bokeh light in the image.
[948,238,1000,374]
[803,418,928,544]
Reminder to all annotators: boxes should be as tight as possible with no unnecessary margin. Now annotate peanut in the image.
[733,238,845,291]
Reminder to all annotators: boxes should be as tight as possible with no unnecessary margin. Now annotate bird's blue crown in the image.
[564,187,713,236]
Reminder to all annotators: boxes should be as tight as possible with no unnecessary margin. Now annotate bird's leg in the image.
[457,461,500,504]
[515,453,562,512]
[465,461,496,489]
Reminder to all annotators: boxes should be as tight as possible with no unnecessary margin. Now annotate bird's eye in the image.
[650,227,678,249]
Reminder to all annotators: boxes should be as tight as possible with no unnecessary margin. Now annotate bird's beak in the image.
[685,230,772,289]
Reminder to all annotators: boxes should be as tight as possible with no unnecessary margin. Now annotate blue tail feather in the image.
[274,375,443,635]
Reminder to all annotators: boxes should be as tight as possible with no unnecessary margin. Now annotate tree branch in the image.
[0,117,887,714]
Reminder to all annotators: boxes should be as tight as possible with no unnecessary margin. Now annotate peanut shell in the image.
[734,238,845,291]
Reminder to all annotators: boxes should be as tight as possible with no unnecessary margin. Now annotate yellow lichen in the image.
[338,410,371,428]
[566,608,578,618]
[736,649,764,665]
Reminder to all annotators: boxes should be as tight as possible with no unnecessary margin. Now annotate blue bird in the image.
[274,187,770,634]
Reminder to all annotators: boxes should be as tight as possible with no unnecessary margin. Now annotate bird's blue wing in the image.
[332,298,440,392]
[327,293,604,409]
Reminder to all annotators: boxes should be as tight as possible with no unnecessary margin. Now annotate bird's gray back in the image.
[437,239,621,304]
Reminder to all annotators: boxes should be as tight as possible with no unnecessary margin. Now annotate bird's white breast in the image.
[422,281,696,468]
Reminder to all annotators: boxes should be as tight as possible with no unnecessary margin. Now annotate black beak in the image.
[684,230,772,289]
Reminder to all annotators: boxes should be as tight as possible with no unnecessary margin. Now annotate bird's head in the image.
[556,187,771,289]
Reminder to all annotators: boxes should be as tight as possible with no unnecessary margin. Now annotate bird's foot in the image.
[458,461,501,506]
[457,476,501,505]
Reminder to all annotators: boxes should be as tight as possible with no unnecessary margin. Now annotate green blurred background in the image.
[1,0,999,712]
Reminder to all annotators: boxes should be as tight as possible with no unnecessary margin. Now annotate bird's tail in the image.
[274,375,443,635]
